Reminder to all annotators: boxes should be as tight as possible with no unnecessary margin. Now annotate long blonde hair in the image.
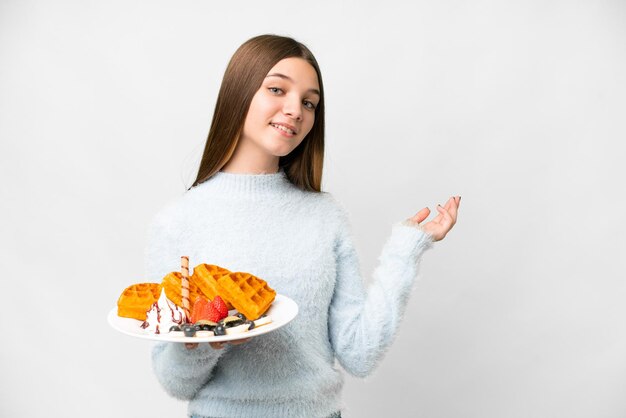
[192,34,325,192]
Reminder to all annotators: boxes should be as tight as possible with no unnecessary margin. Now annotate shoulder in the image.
[294,191,353,246]
[146,189,200,234]
[299,191,350,221]
[151,182,224,219]
[145,198,178,241]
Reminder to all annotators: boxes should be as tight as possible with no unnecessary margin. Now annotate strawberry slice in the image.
[204,303,223,322]
[212,296,229,319]
[190,297,211,323]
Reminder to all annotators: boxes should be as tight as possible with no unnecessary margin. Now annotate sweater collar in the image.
[195,169,295,199]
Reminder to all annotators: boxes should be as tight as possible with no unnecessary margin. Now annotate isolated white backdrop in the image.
[1,1,625,417]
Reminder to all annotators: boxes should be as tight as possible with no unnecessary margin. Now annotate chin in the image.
[264,143,298,158]
[275,149,296,157]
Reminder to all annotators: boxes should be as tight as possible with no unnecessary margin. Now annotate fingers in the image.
[432,197,453,224]
[209,338,252,350]
[450,195,460,216]
[444,196,460,215]
[230,338,251,345]
[409,207,431,224]
[407,196,460,241]
[436,204,455,230]
[185,343,198,350]
[437,196,460,224]
[422,206,452,242]
[435,197,459,233]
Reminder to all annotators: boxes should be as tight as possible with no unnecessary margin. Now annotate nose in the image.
[282,95,302,121]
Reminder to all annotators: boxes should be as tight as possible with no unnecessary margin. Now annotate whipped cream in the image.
[141,289,186,334]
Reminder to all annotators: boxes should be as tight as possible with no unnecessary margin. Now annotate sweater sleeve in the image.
[144,209,227,399]
[328,214,433,378]
[151,342,226,400]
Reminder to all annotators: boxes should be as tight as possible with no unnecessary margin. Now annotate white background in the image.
[1,1,625,417]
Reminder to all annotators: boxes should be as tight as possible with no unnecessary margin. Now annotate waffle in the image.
[117,283,162,321]
[191,264,233,309]
[215,272,276,320]
[162,271,204,312]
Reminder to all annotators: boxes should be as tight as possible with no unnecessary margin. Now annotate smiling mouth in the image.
[270,123,297,135]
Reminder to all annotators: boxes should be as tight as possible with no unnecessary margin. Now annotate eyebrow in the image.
[265,73,320,96]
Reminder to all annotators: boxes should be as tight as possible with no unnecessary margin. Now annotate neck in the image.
[221,139,279,174]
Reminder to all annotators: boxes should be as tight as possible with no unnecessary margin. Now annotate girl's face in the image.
[239,57,320,161]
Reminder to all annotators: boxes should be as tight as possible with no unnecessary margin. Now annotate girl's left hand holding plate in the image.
[185,338,252,350]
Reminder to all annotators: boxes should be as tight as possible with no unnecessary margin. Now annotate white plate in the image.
[108,294,298,343]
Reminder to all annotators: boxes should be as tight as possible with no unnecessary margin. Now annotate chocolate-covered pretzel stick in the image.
[181,256,190,322]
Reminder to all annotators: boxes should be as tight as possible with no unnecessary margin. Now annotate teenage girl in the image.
[147,34,460,418]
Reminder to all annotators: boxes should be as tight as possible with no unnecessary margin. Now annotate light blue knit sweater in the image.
[146,170,433,418]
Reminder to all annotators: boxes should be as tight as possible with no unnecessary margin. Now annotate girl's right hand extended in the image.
[406,196,460,242]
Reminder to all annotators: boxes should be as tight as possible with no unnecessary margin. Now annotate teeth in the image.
[271,123,295,135]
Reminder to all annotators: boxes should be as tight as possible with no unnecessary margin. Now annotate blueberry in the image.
[246,320,255,330]
[213,324,226,336]
[236,313,247,321]
[183,324,196,337]
[169,325,181,332]
[222,316,244,328]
